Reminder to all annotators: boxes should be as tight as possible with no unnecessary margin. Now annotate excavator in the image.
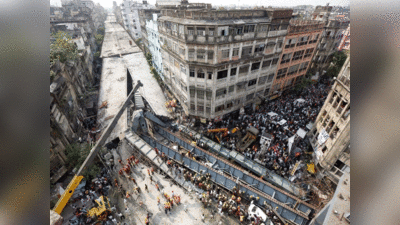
[51,81,143,220]
[207,127,239,143]
[237,126,259,152]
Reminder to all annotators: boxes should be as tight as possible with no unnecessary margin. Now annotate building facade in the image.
[308,56,350,184]
[121,0,152,39]
[271,20,324,94]
[310,19,349,75]
[145,14,164,79]
[159,7,292,119]
[338,24,350,51]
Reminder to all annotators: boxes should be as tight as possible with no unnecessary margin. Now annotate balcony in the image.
[268,30,287,38]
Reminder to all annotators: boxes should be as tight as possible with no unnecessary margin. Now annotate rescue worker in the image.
[155,183,160,191]
[144,184,148,192]
[164,202,169,215]
[131,177,137,185]
[144,217,149,225]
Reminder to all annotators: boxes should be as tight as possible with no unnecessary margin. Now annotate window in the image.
[209,28,214,36]
[197,90,204,99]
[188,27,194,35]
[197,27,205,36]
[236,26,243,35]
[241,46,252,57]
[179,25,184,34]
[276,68,287,79]
[188,49,195,59]
[292,50,304,61]
[259,25,268,32]
[208,72,213,79]
[342,105,350,119]
[285,38,297,48]
[206,91,212,100]
[215,105,224,112]
[251,62,261,71]
[179,48,185,55]
[287,64,299,76]
[216,88,227,97]
[208,50,214,60]
[281,53,292,64]
[248,79,257,86]
[262,60,272,68]
[246,93,254,101]
[267,73,274,83]
[254,44,265,53]
[271,58,279,65]
[226,101,233,109]
[232,48,239,56]
[206,107,211,114]
[197,105,204,112]
[180,65,186,73]
[190,69,195,77]
[244,25,255,33]
[258,76,267,85]
[217,70,228,79]
[298,62,309,72]
[197,50,205,60]
[239,65,249,74]
[230,67,237,76]
[229,85,235,93]
[221,49,230,59]
[270,25,278,31]
[190,87,195,98]
[197,70,205,79]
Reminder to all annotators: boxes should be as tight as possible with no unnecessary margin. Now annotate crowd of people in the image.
[68,169,117,224]
[198,80,332,179]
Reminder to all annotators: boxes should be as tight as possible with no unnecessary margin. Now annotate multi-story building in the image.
[145,13,164,79]
[159,7,292,119]
[308,56,350,184]
[121,0,152,39]
[338,24,350,51]
[311,4,332,22]
[310,19,349,75]
[139,8,161,54]
[270,20,324,95]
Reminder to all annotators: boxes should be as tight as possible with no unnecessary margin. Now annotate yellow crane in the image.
[52,81,143,216]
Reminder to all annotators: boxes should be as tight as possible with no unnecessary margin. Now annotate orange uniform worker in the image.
[145,217,149,225]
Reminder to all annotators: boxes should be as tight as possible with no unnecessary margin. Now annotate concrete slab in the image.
[97,57,128,143]
[122,53,171,118]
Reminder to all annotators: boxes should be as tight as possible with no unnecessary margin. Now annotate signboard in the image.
[290,161,301,176]
[270,94,279,100]
[318,129,329,145]
[278,119,287,125]
[288,135,296,154]
[296,128,307,139]
[239,107,245,115]
[314,145,324,162]
[267,112,278,117]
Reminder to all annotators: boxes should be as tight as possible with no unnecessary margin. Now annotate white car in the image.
[248,201,274,225]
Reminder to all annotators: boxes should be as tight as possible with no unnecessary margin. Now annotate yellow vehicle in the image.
[52,81,143,217]
[88,196,111,220]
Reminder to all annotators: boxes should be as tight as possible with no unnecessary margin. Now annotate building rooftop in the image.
[158,15,271,25]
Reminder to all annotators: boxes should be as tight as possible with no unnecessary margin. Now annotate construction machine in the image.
[87,196,111,221]
[207,127,239,143]
[51,81,143,218]
[237,127,259,152]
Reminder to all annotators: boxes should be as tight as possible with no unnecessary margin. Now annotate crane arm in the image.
[53,80,143,215]
[207,128,228,133]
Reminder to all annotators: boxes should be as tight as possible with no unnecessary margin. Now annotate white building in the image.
[121,0,152,39]
[146,14,164,80]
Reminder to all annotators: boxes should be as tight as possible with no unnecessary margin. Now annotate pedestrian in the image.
[131,177,137,185]
[149,175,153,184]
[201,214,205,222]
[145,184,148,192]
[117,212,125,220]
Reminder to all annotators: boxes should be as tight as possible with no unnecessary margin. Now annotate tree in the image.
[326,51,347,78]
[95,34,104,46]
[64,143,101,182]
[97,27,105,35]
[295,76,313,91]
[50,31,78,65]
